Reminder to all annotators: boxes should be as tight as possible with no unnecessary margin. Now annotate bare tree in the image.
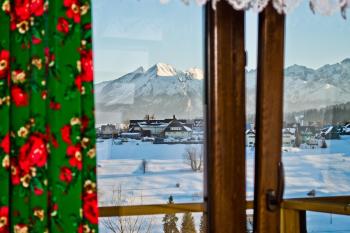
[183,146,203,172]
[101,185,154,233]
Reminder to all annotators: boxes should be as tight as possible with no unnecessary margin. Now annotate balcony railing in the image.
[99,196,350,232]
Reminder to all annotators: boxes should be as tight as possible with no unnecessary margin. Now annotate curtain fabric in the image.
[0,0,98,233]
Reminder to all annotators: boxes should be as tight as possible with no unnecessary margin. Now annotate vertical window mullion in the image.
[253,3,285,233]
[206,1,246,232]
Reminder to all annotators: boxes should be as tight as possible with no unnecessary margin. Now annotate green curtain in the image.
[0,0,98,232]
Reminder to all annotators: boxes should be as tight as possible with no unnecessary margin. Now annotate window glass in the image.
[93,0,205,215]
[283,0,350,199]
[245,12,258,230]
[283,1,350,229]
[245,12,258,202]
[307,212,350,232]
[100,212,205,233]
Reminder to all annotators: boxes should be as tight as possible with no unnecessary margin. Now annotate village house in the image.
[100,124,118,139]
[128,115,193,139]
[163,116,193,139]
[120,132,142,140]
[282,128,296,147]
[245,129,255,147]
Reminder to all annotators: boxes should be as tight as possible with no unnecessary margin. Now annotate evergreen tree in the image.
[180,212,196,233]
[163,196,180,233]
[199,214,207,233]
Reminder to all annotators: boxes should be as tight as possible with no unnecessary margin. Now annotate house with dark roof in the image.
[246,129,255,147]
[128,115,193,138]
[163,116,193,139]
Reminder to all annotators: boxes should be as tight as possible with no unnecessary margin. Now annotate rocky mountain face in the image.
[95,59,350,124]
[246,58,350,115]
[95,63,204,124]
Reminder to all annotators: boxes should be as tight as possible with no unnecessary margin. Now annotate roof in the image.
[164,119,192,132]
[283,128,295,135]
[246,129,255,135]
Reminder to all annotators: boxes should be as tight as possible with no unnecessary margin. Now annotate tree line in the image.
[247,101,350,126]
[284,101,350,125]
[163,196,206,233]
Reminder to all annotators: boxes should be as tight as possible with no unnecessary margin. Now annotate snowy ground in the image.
[97,136,350,232]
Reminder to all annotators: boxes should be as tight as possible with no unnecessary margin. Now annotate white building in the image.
[246,129,255,147]
[164,119,192,139]
[282,128,296,147]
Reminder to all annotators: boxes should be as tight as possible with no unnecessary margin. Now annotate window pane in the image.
[283,0,350,199]
[99,212,205,233]
[283,1,350,230]
[245,12,258,202]
[307,212,350,232]
[93,0,205,212]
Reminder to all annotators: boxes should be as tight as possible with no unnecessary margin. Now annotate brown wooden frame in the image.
[97,2,350,233]
[253,3,285,233]
[97,3,248,233]
[206,1,247,232]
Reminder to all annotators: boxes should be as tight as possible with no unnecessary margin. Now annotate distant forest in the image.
[247,101,350,125]
[284,101,350,125]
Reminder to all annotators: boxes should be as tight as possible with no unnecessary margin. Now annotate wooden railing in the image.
[99,203,204,217]
[281,196,350,233]
[99,201,254,217]
[99,197,350,232]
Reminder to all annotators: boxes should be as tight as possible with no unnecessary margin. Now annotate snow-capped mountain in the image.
[95,63,204,124]
[246,58,350,114]
[95,59,350,124]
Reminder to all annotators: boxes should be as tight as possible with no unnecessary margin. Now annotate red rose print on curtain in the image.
[0,134,9,154]
[63,0,81,23]
[83,193,98,225]
[18,134,48,172]
[57,17,70,34]
[0,50,9,80]
[0,206,9,233]
[59,167,73,183]
[0,0,98,232]
[11,86,28,106]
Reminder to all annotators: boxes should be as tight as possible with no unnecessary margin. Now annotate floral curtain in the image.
[0,0,98,232]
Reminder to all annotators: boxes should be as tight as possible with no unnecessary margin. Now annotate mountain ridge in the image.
[95,59,350,124]
[95,63,204,124]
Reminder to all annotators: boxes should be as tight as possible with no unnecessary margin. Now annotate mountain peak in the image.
[186,68,204,80]
[285,64,314,78]
[134,66,145,73]
[148,63,177,77]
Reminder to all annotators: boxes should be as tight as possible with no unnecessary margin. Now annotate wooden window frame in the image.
[98,2,248,232]
[98,2,350,233]
[253,3,285,233]
[205,1,247,232]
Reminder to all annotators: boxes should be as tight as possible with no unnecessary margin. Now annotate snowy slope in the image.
[97,137,350,232]
[95,63,204,124]
[246,58,350,114]
[95,58,350,123]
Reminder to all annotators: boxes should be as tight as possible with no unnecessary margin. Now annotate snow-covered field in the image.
[97,136,350,232]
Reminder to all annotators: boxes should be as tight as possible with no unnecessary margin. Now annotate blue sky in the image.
[93,0,350,83]
[92,0,204,82]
